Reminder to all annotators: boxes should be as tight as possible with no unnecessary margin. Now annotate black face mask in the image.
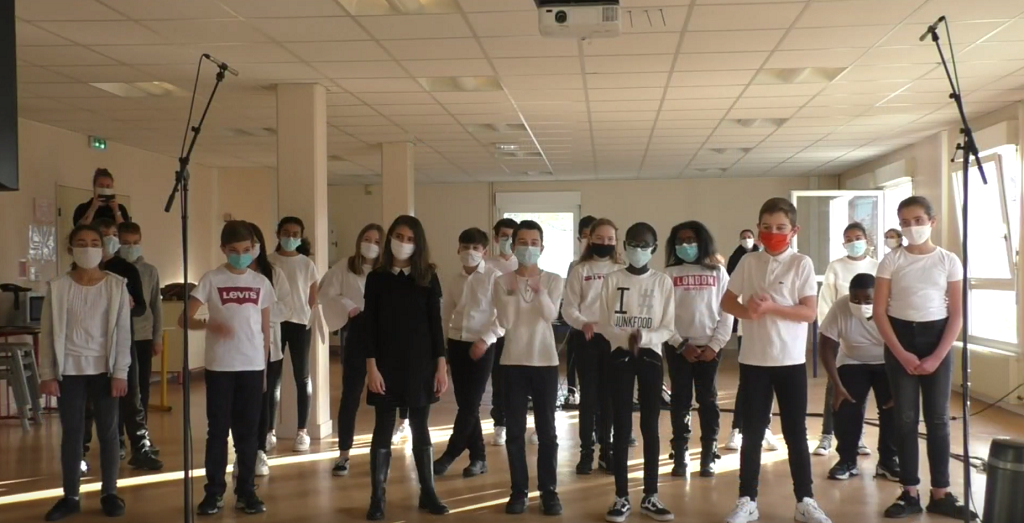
[590,243,615,259]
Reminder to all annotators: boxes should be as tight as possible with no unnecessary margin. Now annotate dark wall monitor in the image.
[0,0,19,192]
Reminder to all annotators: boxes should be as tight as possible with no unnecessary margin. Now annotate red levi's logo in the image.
[583,274,607,282]
[673,274,717,290]
[218,287,261,306]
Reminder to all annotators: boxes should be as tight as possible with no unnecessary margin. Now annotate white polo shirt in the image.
[442,260,503,345]
[727,248,817,367]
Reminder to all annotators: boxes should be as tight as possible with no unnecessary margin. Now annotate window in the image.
[791,190,885,280]
[882,178,913,238]
[952,145,1021,350]
[495,192,581,278]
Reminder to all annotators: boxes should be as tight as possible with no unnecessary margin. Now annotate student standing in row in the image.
[874,196,975,520]
[493,220,564,516]
[663,221,733,478]
[813,222,878,457]
[564,215,596,408]
[818,273,899,482]
[561,218,623,475]
[362,215,449,520]
[487,217,518,446]
[268,217,319,452]
[884,228,904,252]
[434,227,503,478]
[721,197,831,523]
[40,224,131,521]
[600,222,676,523]
[116,222,162,427]
[182,221,274,516]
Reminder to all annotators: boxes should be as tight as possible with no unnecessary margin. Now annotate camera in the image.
[554,10,568,23]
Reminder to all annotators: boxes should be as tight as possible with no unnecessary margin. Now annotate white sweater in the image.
[561,258,626,330]
[493,271,564,366]
[663,264,734,351]
[598,268,676,354]
[318,260,372,331]
[817,256,879,323]
[39,272,132,381]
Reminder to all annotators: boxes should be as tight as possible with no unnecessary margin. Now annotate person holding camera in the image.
[73,168,132,226]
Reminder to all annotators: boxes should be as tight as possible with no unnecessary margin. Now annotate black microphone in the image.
[919,15,946,42]
[202,54,239,76]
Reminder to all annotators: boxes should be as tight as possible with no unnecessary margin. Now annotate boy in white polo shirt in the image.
[721,197,832,523]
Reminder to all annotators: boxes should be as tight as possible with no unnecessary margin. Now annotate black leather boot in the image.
[699,442,721,478]
[414,447,449,515]
[671,442,689,477]
[367,448,391,521]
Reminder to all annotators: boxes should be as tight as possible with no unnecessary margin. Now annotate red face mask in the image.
[759,230,792,253]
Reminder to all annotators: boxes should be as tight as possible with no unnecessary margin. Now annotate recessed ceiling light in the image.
[753,68,846,85]
[733,118,787,129]
[466,123,528,133]
[709,147,753,155]
[224,127,277,137]
[337,0,459,15]
[90,81,187,97]
[694,168,726,174]
[494,143,520,151]
[328,154,346,161]
[497,151,544,160]
[417,76,503,93]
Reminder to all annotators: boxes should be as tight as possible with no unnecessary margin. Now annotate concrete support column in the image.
[382,142,415,223]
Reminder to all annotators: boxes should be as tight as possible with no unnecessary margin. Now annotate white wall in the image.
[217,167,278,248]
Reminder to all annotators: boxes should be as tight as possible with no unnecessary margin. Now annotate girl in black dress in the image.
[363,215,449,520]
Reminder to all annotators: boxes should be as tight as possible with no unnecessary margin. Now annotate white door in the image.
[57,185,131,272]
[494,192,580,278]
[790,190,884,280]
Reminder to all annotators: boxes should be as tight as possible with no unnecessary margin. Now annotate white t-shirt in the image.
[728,249,817,367]
[561,258,626,330]
[493,270,564,366]
[64,281,111,375]
[876,247,963,322]
[598,268,676,355]
[268,252,319,325]
[819,295,885,366]
[817,256,880,322]
[191,265,276,372]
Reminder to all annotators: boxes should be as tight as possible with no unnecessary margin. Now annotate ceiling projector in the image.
[535,0,621,40]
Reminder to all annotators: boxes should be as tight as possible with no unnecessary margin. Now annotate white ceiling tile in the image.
[728,107,799,119]
[661,109,728,120]
[797,0,924,27]
[327,104,380,116]
[141,20,270,44]
[676,52,768,71]
[838,64,935,82]
[360,14,472,39]
[795,106,868,117]
[689,3,804,31]
[779,26,893,50]
[336,78,425,92]
[15,0,124,21]
[218,0,348,18]
[907,0,1024,23]
[376,38,483,60]
[284,41,390,62]
[765,49,865,69]
[359,92,435,104]
[19,82,113,97]
[480,36,578,58]
[48,65,153,82]
[248,17,370,42]
[881,20,1005,47]
[97,0,235,19]
[586,73,668,89]
[680,30,785,53]
[432,91,510,103]
[662,98,734,110]
[90,44,198,64]
[807,94,888,106]
[665,85,745,99]
[493,57,582,76]
[589,100,662,112]
[821,81,910,95]
[733,95,810,108]
[16,21,73,46]
[958,43,1024,63]
[501,75,584,89]
[582,33,680,55]
[445,103,516,114]
[374,104,446,116]
[232,63,324,80]
[588,87,664,101]
[743,83,827,97]
[199,43,300,63]
[458,0,536,13]
[317,61,407,78]
[585,55,674,73]
[466,11,539,37]
[17,66,73,83]
[670,70,757,86]
[18,46,117,66]
[858,45,957,66]
[619,6,690,32]
[509,89,585,102]
[402,59,495,77]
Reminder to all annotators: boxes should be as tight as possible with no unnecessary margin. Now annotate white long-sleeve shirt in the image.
[442,261,503,345]
[817,256,879,323]
[488,254,518,275]
[269,265,293,362]
[598,268,676,355]
[663,264,734,351]
[493,270,564,366]
[561,258,626,330]
[318,260,372,331]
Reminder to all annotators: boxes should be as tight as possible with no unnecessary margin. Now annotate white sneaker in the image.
[255,450,270,477]
[725,497,759,523]
[762,430,779,451]
[293,432,311,452]
[80,460,89,475]
[529,431,539,445]
[492,426,507,446]
[265,432,277,451]
[565,388,579,407]
[857,436,872,456]
[795,498,831,523]
[724,429,742,451]
[813,434,832,456]
[391,419,410,445]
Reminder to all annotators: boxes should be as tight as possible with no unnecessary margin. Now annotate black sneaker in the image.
[576,451,594,475]
[128,451,164,471]
[119,443,126,461]
[149,446,160,457]
[827,461,860,480]
[629,435,638,447]
[433,455,454,477]
[640,495,674,521]
[100,494,126,517]
[598,453,614,475]
[541,491,562,516]
[884,490,923,518]
[236,492,267,515]
[875,458,900,482]
[45,497,81,521]
[463,460,488,478]
[926,493,978,520]
[506,491,528,515]
[197,494,224,516]
[332,456,350,477]
[605,497,631,523]
[699,448,720,478]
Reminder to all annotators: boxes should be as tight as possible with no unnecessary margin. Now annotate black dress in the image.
[361,268,445,409]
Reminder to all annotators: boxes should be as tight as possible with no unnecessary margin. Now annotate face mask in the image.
[252,244,261,259]
[360,241,380,259]
[390,238,415,261]
[676,244,699,263]
[902,225,931,246]
[280,237,302,252]
[119,245,142,263]
[498,237,513,256]
[885,238,901,250]
[73,247,103,269]
[624,246,653,268]
[102,236,120,257]
[844,240,867,258]
[849,301,873,320]
[740,238,755,250]
[227,253,253,270]
[590,243,615,259]
[758,230,791,253]
[460,249,484,267]
[514,245,542,266]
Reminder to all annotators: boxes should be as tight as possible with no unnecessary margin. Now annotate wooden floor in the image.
[1,353,1020,523]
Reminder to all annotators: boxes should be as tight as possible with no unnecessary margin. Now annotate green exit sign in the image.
[89,136,106,150]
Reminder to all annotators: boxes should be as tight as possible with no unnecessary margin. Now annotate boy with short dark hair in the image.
[488,217,519,446]
[116,222,163,424]
[721,197,832,523]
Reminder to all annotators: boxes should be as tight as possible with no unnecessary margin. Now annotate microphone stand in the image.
[164,58,230,523]
[925,18,987,523]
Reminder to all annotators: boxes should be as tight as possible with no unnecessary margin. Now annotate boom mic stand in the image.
[164,55,235,523]
[923,16,986,523]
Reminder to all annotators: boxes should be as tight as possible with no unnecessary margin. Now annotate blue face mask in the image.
[624,247,653,268]
[499,237,513,256]
[844,240,867,258]
[676,244,699,263]
[227,253,253,270]
[280,237,302,252]
[514,245,541,266]
[119,245,142,263]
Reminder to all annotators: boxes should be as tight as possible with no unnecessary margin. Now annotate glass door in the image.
[791,190,885,280]
[494,192,580,278]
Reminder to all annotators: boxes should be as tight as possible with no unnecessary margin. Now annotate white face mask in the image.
[498,237,513,256]
[902,225,932,246]
[102,236,120,257]
[460,249,484,268]
[73,247,104,269]
[849,301,874,320]
[390,238,415,261]
[885,238,901,250]
[740,238,755,250]
[119,244,142,263]
[360,241,380,259]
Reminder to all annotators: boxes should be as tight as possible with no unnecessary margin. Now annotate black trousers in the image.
[835,363,896,463]
[738,363,813,502]
[60,374,120,497]
[335,325,408,451]
[610,348,663,498]
[204,370,264,497]
[577,334,612,454]
[442,339,496,462]
[730,341,772,432]
[566,329,579,391]
[280,321,312,430]
[505,365,559,495]
[886,317,952,489]
[84,343,149,455]
[257,358,284,452]
[371,405,431,450]
[135,339,154,420]
[665,344,721,448]
[489,337,506,427]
